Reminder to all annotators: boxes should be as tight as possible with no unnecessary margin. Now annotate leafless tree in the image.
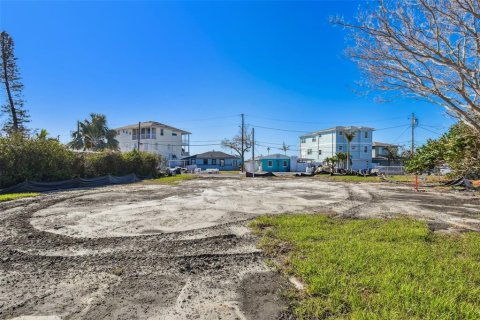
[334,0,480,133]
[221,126,252,168]
[384,145,400,166]
[281,141,290,155]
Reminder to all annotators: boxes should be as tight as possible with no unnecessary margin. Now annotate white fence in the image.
[374,166,406,175]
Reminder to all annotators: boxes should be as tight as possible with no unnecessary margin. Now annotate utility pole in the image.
[137,121,141,151]
[252,127,255,177]
[241,113,245,172]
[411,112,419,191]
[411,112,417,157]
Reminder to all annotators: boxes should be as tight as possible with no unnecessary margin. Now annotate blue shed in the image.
[257,154,290,172]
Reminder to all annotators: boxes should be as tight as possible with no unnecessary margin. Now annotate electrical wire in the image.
[418,126,443,136]
[246,115,406,125]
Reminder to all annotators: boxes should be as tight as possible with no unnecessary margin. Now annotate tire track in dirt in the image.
[2,177,480,319]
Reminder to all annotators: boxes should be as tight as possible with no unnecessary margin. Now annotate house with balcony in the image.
[114,121,190,160]
[299,126,374,170]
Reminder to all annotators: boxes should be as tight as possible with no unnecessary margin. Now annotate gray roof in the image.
[185,151,239,160]
[300,126,375,138]
[114,121,191,134]
[372,141,399,147]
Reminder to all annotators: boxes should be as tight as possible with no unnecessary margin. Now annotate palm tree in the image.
[281,142,290,155]
[336,152,347,169]
[68,113,119,151]
[325,155,339,175]
[35,129,49,140]
[267,147,271,155]
[343,130,356,171]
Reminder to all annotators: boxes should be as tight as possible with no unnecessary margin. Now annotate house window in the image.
[160,129,164,136]
[307,149,312,155]
[300,138,306,143]
[220,159,225,167]
[267,160,273,167]
[364,131,368,138]
[283,160,288,167]
[339,131,343,135]
[172,132,177,136]
[203,159,208,165]
[318,150,322,155]
[212,159,217,165]
[318,134,322,138]
[339,145,343,151]
[352,146,356,150]
[312,137,316,142]
[364,146,368,153]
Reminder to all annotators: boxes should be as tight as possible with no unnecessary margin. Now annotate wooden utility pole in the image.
[137,121,141,151]
[411,112,416,157]
[411,113,419,191]
[252,127,255,177]
[241,113,245,172]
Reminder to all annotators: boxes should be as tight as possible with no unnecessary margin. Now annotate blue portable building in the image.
[256,154,290,172]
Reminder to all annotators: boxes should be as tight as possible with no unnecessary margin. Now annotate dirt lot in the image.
[1,176,480,320]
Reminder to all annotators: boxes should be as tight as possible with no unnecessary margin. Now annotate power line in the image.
[392,126,411,143]
[247,115,406,125]
[375,124,411,131]
[250,123,410,134]
[249,124,310,133]
[418,126,444,136]
[168,115,240,124]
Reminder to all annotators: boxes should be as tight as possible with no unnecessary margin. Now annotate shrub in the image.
[0,135,162,188]
[0,134,76,187]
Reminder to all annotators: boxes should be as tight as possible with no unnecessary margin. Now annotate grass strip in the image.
[143,174,197,185]
[0,192,40,202]
[250,214,480,320]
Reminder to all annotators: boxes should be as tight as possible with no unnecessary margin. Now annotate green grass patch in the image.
[143,174,197,185]
[314,175,447,184]
[0,192,40,202]
[388,175,448,183]
[250,215,480,319]
[218,170,240,174]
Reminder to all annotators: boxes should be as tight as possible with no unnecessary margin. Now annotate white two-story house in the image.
[299,126,374,170]
[114,121,191,160]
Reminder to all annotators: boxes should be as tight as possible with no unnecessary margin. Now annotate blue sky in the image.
[1,0,455,156]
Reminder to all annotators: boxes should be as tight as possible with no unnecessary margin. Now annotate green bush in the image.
[0,135,161,188]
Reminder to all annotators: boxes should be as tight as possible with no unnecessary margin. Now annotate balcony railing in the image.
[132,134,157,140]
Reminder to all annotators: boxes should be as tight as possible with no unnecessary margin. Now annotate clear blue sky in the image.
[1,0,454,156]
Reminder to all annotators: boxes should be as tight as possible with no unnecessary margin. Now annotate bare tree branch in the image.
[333,0,480,133]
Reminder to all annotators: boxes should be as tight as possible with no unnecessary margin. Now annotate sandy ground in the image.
[1,176,480,320]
